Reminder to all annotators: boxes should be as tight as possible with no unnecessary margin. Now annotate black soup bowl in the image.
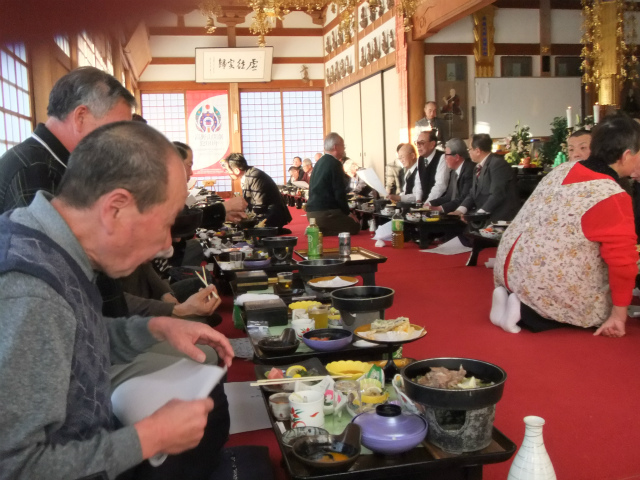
[257,328,300,357]
[291,423,361,473]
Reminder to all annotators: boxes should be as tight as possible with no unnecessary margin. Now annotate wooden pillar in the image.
[227,26,237,47]
[598,1,621,106]
[395,14,409,143]
[29,41,57,124]
[407,36,425,141]
[217,10,248,193]
[539,0,551,77]
[229,82,242,193]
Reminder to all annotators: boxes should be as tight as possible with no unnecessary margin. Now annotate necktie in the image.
[449,171,458,199]
[475,164,482,178]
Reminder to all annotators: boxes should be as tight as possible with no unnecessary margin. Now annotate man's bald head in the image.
[397,143,418,169]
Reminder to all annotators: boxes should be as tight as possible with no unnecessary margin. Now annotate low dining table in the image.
[256,376,517,480]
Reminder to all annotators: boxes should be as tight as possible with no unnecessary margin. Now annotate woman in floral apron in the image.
[490,115,640,337]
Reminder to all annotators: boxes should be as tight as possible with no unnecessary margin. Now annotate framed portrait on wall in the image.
[434,56,469,140]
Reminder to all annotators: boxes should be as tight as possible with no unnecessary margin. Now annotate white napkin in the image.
[235,293,280,306]
[373,222,393,241]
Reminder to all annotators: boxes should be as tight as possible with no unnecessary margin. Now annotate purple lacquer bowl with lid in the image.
[352,404,427,455]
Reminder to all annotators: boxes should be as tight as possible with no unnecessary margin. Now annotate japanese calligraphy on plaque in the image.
[195,47,274,83]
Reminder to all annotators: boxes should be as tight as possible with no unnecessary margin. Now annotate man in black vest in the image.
[388,143,422,203]
[416,130,449,204]
[429,137,475,213]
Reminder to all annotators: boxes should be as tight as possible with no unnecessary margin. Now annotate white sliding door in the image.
[342,83,363,165]
[329,91,344,137]
[360,73,385,180]
[382,68,401,172]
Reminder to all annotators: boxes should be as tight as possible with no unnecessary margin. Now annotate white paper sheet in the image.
[357,168,388,197]
[111,359,227,466]
[292,180,309,189]
[420,236,473,255]
[224,382,272,434]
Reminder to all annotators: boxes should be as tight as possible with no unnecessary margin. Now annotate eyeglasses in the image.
[415,141,426,146]
[444,153,456,157]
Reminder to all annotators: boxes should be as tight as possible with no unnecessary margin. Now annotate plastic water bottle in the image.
[391,209,404,249]
[369,218,376,237]
[306,218,321,259]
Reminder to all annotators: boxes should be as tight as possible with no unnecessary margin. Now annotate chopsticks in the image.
[195,266,219,301]
[250,375,350,386]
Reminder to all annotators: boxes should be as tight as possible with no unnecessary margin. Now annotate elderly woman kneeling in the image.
[490,114,640,337]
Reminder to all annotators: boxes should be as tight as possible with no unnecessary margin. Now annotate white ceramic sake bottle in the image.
[507,416,556,480]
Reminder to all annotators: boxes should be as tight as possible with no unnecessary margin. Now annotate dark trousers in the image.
[307,209,360,236]
[117,380,230,480]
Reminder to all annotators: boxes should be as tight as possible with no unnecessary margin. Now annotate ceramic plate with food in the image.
[253,358,328,393]
[307,276,358,289]
[354,318,426,344]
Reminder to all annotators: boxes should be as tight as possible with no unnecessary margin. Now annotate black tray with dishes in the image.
[294,247,386,265]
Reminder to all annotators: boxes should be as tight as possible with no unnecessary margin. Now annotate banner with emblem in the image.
[185,90,230,177]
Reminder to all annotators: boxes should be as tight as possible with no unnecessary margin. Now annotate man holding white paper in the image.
[388,143,423,203]
[0,122,234,480]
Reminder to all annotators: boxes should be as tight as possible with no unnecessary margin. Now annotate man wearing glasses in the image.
[450,134,520,221]
[428,138,475,213]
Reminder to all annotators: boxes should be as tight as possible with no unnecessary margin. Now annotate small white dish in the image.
[353,339,377,348]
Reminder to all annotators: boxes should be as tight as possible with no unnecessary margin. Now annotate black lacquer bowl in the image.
[401,357,507,411]
[257,328,300,356]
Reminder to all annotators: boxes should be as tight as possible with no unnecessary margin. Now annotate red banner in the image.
[185,90,231,177]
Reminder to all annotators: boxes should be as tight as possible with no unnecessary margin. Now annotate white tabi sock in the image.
[490,286,509,327]
[501,293,522,333]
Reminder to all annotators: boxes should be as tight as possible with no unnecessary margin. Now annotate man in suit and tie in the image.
[415,101,445,145]
[428,138,474,213]
[416,130,450,203]
[388,143,422,203]
[451,134,520,221]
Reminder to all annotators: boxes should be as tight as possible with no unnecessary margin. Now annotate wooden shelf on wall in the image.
[325,52,395,95]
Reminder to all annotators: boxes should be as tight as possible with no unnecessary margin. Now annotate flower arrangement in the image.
[504,122,531,165]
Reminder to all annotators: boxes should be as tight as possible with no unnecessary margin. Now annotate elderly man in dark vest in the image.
[416,130,450,204]
[0,122,234,479]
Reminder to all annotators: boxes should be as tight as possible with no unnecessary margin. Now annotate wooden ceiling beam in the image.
[412,0,495,41]
[148,26,323,36]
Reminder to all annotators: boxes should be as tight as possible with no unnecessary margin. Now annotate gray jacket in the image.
[0,192,159,479]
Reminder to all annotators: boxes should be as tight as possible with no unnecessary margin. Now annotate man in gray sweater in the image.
[0,122,234,479]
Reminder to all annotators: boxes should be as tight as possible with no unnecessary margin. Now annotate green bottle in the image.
[306,218,321,259]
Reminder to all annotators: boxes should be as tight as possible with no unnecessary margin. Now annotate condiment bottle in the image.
[391,209,404,249]
[306,218,321,259]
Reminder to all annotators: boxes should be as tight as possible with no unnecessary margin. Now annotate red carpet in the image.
[216,206,640,480]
